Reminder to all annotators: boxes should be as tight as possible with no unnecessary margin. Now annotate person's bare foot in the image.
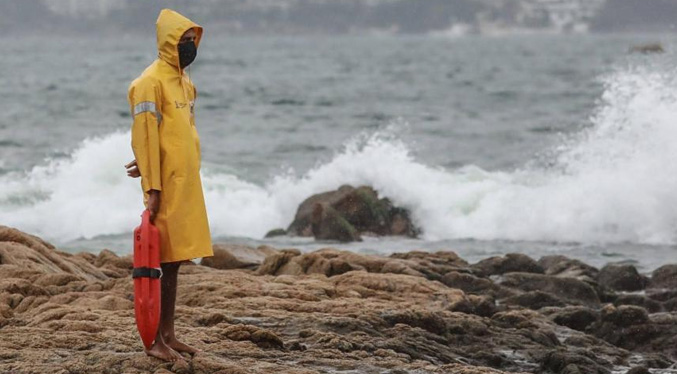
[145,340,185,362]
[165,338,200,355]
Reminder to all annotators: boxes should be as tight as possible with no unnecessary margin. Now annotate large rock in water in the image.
[284,185,419,242]
[311,203,362,242]
[629,43,664,54]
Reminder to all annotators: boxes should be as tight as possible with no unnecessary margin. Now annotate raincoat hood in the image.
[156,9,203,69]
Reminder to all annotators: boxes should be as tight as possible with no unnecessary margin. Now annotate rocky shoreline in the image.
[2,225,677,374]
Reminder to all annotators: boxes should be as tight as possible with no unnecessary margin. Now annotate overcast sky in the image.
[2,0,676,35]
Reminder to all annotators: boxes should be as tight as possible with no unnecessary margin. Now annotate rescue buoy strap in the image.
[132,267,163,279]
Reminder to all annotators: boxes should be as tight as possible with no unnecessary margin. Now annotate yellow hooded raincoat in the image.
[129,9,213,263]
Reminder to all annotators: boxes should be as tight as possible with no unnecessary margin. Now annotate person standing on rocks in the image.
[124,9,213,362]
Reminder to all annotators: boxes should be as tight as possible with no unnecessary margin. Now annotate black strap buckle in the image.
[132,267,163,279]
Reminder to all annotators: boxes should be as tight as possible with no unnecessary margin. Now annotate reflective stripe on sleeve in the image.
[133,101,162,125]
[134,101,157,115]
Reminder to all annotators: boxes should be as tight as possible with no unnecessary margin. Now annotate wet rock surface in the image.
[499,272,601,307]
[3,225,677,373]
[472,253,544,277]
[598,264,647,292]
[201,244,278,270]
[650,265,677,290]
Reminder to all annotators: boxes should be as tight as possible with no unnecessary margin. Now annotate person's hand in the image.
[125,160,140,178]
[147,190,161,223]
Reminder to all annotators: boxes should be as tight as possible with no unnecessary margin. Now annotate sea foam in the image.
[2,66,677,245]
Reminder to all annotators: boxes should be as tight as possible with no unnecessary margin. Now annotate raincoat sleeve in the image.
[129,78,163,193]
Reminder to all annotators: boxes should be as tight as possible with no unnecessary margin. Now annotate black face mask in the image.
[178,41,197,69]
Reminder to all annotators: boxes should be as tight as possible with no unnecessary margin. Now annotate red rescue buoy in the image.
[133,210,162,350]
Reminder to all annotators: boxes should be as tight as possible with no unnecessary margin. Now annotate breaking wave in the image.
[2,65,677,245]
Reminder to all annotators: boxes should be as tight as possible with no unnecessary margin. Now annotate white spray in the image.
[1,66,677,245]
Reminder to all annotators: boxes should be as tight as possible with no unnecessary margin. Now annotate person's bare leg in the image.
[159,261,200,355]
[144,262,184,361]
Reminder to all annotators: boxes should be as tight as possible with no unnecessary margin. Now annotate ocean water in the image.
[2,34,677,271]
